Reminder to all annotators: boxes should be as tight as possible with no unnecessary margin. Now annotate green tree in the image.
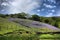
[31,14,40,21]
[0,14,6,18]
[17,12,27,19]
[54,21,59,27]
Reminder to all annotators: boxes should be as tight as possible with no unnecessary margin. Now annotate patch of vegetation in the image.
[0,13,60,28]
[0,13,60,40]
[0,17,32,34]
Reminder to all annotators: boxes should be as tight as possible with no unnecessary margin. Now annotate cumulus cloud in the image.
[7,0,42,14]
[1,2,8,6]
[45,9,60,17]
[51,10,55,12]
[44,3,56,8]
[47,0,56,3]
[0,0,59,17]
[45,13,53,17]
[37,10,40,12]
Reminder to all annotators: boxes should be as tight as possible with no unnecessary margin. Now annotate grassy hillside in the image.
[8,18,60,32]
[0,17,60,40]
[0,13,60,28]
[0,17,32,34]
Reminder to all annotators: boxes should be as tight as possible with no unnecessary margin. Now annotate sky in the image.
[0,0,60,17]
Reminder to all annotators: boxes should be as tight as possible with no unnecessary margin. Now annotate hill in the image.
[0,13,60,40]
[0,13,60,28]
[8,18,60,32]
[0,18,60,40]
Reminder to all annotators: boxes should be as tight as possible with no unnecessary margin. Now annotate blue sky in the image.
[0,0,60,17]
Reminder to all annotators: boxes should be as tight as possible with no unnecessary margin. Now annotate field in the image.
[0,17,60,40]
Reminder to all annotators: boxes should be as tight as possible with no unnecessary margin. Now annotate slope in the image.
[8,18,60,32]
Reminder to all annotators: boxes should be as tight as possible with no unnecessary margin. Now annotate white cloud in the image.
[46,9,60,17]
[52,10,55,12]
[47,0,56,3]
[46,13,53,17]
[1,2,8,6]
[37,10,40,12]
[44,4,56,8]
[7,0,42,14]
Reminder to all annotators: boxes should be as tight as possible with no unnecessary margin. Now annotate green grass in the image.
[0,17,60,40]
[0,17,31,34]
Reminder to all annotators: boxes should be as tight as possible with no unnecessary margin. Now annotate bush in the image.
[31,14,40,21]
[0,14,6,18]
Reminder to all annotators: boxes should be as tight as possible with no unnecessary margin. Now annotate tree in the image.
[44,19,49,23]
[10,14,14,18]
[17,12,27,19]
[54,21,59,27]
[0,14,6,18]
[31,14,40,21]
